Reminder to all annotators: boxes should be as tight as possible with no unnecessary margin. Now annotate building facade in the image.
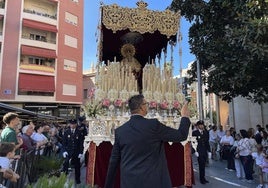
[0,0,83,119]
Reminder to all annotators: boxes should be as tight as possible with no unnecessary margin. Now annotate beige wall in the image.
[228,96,268,131]
[219,99,229,129]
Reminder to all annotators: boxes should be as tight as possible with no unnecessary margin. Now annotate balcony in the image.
[22,34,56,44]
[21,33,56,50]
[20,64,55,74]
[22,9,57,26]
[23,9,56,20]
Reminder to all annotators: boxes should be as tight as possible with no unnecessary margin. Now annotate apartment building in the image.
[0,0,83,119]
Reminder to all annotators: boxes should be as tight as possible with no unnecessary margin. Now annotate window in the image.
[29,57,45,65]
[29,33,47,42]
[65,12,78,26]
[63,84,76,96]
[64,35,77,48]
[64,59,77,72]
[83,89,88,99]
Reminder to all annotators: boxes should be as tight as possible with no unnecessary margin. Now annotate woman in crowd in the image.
[232,133,245,179]
[220,129,235,171]
[237,129,254,183]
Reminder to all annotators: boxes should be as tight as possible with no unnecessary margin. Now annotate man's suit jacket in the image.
[192,129,210,156]
[105,115,190,188]
[62,128,84,156]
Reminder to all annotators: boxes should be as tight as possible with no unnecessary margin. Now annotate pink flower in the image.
[102,99,110,107]
[160,101,169,110]
[149,101,157,109]
[114,99,123,107]
[173,100,181,109]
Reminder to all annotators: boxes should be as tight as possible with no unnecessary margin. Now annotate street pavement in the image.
[186,155,260,188]
[68,156,260,188]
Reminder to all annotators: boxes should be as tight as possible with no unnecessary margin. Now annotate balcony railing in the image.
[20,64,55,73]
[21,34,56,44]
[23,8,57,20]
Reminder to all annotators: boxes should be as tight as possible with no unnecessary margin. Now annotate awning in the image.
[0,103,65,120]
[22,19,58,33]
[19,73,55,92]
[21,45,57,58]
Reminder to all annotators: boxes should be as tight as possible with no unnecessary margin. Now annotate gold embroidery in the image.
[102,1,180,38]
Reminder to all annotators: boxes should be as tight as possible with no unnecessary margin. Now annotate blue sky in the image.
[83,0,195,76]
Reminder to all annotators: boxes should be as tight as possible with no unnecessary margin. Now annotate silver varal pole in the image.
[196,59,204,120]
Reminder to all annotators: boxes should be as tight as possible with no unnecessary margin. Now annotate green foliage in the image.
[188,102,198,118]
[35,155,63,177]
[170,0,268,103]
[26,173,73,188]
[206,111,217,125]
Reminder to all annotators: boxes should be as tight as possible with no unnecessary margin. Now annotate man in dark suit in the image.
[192,120,211,184]
[62,119,84,184]
[104,94,191,188]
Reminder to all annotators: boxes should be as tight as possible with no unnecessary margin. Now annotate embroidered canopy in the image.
[99,1,180,67]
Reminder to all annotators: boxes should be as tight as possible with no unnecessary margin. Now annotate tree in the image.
[170,0,268,103]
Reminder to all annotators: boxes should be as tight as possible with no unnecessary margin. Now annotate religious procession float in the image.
[84,1,196,187]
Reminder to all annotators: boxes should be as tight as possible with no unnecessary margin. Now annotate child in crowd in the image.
[252,144,265,188]
[0,142,20,183]
[260,150,268,188]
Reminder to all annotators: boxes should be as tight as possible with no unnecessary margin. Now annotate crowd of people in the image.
[196,122,268,188]
[0,112,88,187]
[1,98,268,188]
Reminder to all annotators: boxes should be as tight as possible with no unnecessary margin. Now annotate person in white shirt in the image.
[237,129,254,183]
[209,125,219,160]
[217,125,226,140]
[31,124,48,155]
[220,129,235,170]
[232,133,245,179]
[217,125,225,159]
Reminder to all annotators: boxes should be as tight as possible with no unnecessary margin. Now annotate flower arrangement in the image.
[114,99,123,107]
[160,100,169,110]
[84,102,102,117]
[173,100,181,110]
[149,101,157,109]
[102,98,110,108]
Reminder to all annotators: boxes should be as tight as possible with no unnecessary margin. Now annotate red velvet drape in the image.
[86,142,194,187]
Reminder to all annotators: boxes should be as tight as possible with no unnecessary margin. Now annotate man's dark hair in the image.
[0,142,16,157]
[240,129,248,138]
[3,112,18,125]
[196,120,204,126]
[128,94,144,113]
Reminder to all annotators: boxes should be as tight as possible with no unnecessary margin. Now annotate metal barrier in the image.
[0,146,60,188]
